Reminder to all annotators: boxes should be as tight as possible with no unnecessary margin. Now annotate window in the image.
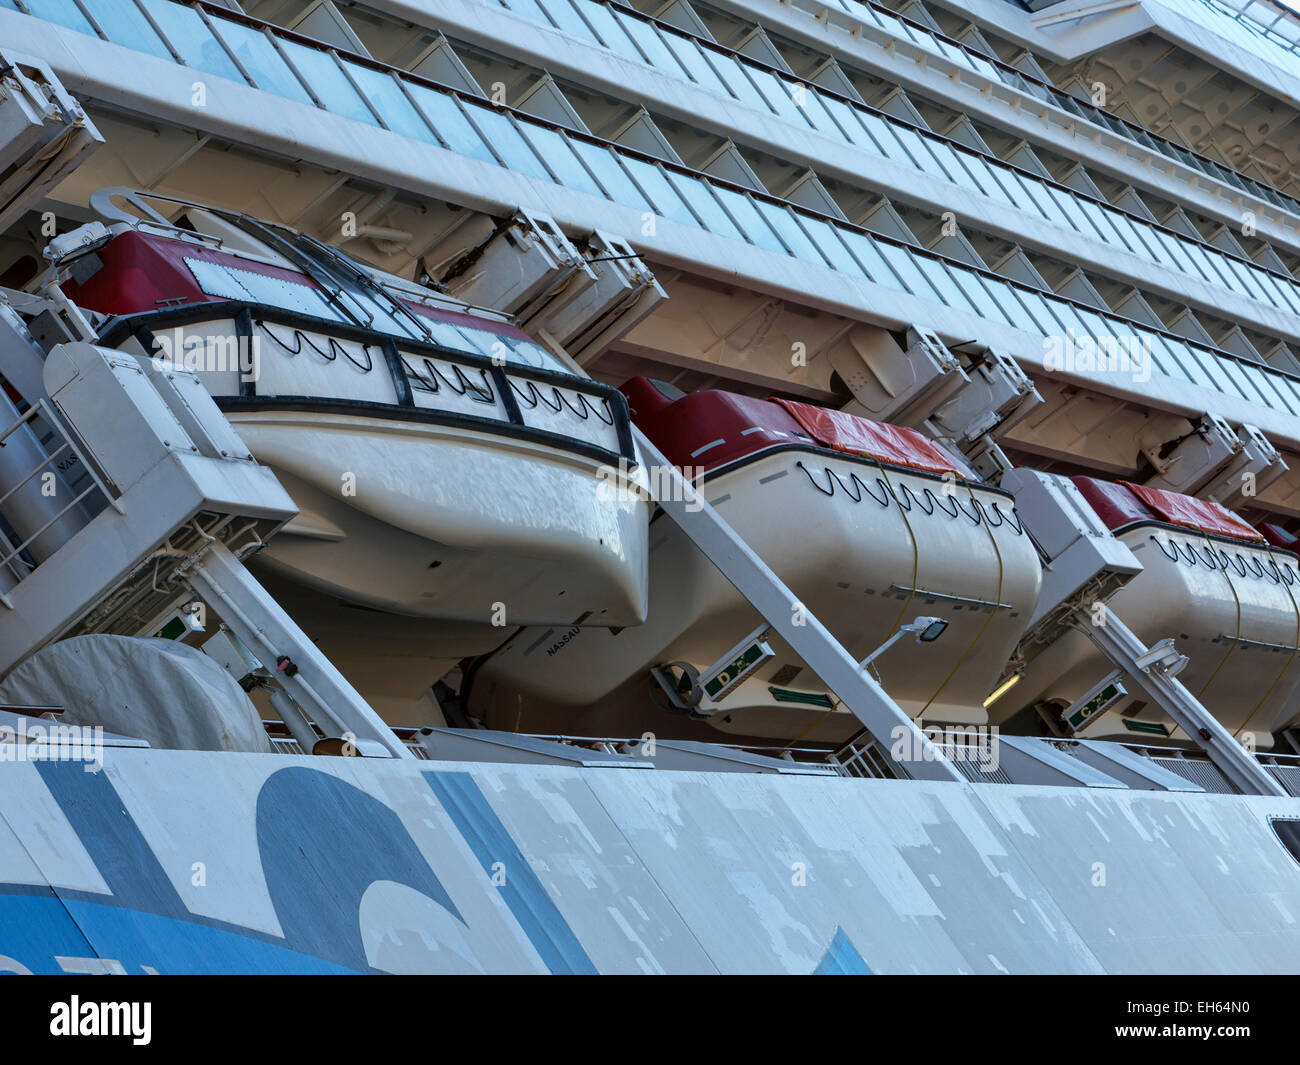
[571,140,652,209]
[621,16,688,77]
[344,62,436,141]
[758,202,831,265]
[664,172,744,240]
[620,156,699,226]
[21,0,96,36]
[877,242,943,303]
[1270,819,1300,868]
[280,41,378,125]
[573,0,642,58]
[209,19,314,105]
[535,0,600,41]
[713,59,780,116]
[407,86,496,163]
[713,188,787,255]
[798,216,868,280]
[748,70,814,129]
[669,37,732,97]
[139,0,246,82]
[81,0,172,59]
[836,229,903,288]
[518,124,605,197]
[463,105,553,180]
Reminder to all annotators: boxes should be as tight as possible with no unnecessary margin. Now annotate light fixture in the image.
[860,616,949,669]
[982,672,1022,709]
[42,221,112,266]
[916,618,948,643]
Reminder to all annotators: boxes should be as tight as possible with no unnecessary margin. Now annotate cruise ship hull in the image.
[3,749,1300,974]
[5,0,1300,983]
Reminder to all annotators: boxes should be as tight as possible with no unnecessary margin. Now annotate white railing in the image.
[0,398,115,603]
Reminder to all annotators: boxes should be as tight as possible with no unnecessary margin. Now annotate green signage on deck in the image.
[1067,680,1127,731]
[702,641,769,700]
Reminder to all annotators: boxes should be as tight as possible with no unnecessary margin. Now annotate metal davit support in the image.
[0,338,412,759]
[633,427,964,783]
[0,51,103,232]
[179,541,411,759]
[1004,468,1287,797]
[1077,611,1286,797]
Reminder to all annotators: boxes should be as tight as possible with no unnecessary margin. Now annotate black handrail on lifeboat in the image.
[95,301,639,469]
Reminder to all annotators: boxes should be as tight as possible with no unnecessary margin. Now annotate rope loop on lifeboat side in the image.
[402,355,496,403]
[1223,549,1249,577]
[796,463,891,507]
[797,462,1030,544]
[973,497,1024,535]
[509,379,616,424]
[1153,535,1181,563]
[258,320,375,372]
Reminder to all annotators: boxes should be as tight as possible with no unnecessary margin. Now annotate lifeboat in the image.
[467,378,1042,742]
[999,478,1300,747]
[53,194,650,724]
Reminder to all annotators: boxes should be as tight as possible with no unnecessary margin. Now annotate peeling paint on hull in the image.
[2,751,1300,974]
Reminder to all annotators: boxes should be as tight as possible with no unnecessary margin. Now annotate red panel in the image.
[771,397,972,478]
[63,231,214,315]
[1123,481,1264,542]
[1071,477,1155,532]
[63,231,536,349]
[1258,522,1300,553]
[620,379,808,472]
[63,230,332,315]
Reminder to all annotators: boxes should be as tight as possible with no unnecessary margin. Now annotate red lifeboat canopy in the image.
[62,229,320,316]
[620,377,971,478]
[60,229,539,346]
[1259,522,1300,552]
[1073,476,1263,543]
[770,397,971,479]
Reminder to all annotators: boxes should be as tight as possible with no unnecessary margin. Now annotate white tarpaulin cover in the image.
[0,635,272,752]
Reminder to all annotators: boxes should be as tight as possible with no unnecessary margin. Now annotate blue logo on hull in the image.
[0,761,866,974]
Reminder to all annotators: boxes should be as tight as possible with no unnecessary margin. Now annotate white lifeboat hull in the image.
[470,447,1042,742]
[1004,526,1300,746]
[231,410,648,627]
[108,314,651,634]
